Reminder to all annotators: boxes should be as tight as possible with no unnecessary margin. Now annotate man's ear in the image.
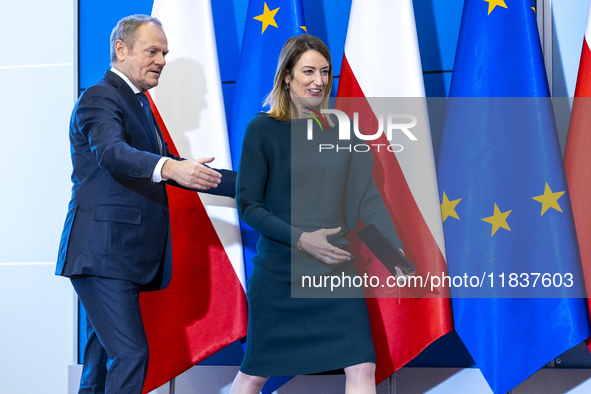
[115,39,127,62]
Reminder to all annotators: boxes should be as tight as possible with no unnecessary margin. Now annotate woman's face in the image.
[285,49,330,110]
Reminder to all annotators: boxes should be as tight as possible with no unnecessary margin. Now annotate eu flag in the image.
[229,0,306,280]
[437,1,591,393]
[230,0,306,168]
[230,1,305,391]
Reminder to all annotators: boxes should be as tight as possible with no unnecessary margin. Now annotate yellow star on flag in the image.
[441,192,462,222]
[532,182,565,216]
[484,0,508,15]
[253,2,280,34]
[300,26,307,33]
[482,203,512,236]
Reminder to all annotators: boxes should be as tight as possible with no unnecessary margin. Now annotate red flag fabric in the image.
[337,0,453,383]
[139,0,248,391]
[140,98,247,393]
[564,3,591,350]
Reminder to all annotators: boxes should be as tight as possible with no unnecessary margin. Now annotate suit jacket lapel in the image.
[104,71,161,154]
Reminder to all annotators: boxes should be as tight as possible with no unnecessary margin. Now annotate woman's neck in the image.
[291,102,320,120]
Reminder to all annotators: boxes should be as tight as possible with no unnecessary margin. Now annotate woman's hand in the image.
[298,227,351,264]
[394,249,415,282]
[394,266,409,281]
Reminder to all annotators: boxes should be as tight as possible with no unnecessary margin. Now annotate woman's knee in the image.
[243,373,268,387]
[230,371,269,394]
[344,362,376,381]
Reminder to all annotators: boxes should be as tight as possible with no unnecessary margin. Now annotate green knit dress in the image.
[237,112,402,376]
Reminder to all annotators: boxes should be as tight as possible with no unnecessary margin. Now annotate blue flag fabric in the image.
[230,0,305,168]
[229,0,306,281]
[231,1,305,391]
[438,1,591,393]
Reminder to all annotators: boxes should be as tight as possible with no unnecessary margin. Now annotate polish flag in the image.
[337,0,453,382]
[564,2,591,346]
[139,0,248,391]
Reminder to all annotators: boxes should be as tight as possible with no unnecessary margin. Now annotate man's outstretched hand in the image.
[162,157,222,190]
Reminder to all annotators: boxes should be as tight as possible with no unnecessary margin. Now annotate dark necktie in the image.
[137,93,163,155]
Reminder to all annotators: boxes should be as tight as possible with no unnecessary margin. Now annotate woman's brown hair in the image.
[265,34,334,126]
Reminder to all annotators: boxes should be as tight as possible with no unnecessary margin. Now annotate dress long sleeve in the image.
[236,113,304,247]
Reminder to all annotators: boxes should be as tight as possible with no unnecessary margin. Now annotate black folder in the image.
[356,223,416,275]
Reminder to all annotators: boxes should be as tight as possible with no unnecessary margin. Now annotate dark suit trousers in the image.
[71,276,149,394]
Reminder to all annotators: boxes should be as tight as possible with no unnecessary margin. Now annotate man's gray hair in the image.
[110,14,163,64]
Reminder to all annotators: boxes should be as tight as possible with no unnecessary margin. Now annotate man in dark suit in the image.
[56,14,234,394]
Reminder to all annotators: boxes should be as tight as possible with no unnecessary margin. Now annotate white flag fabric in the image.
[150,0,245,285]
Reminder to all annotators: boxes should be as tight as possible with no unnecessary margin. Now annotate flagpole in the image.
[388,373,395,394]
[169,378,175,394]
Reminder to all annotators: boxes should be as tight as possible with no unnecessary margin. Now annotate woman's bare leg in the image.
[344,362,376,394]
[229,371,269,394]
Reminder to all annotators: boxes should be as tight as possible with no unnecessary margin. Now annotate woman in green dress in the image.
[230,34,404,394]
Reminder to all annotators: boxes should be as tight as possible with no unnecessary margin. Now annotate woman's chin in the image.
[299,96,324,108]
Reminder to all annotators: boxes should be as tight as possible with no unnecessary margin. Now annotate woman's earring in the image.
[285,83,290,90]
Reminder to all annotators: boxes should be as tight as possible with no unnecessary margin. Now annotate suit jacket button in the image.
[163,212,169,218]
